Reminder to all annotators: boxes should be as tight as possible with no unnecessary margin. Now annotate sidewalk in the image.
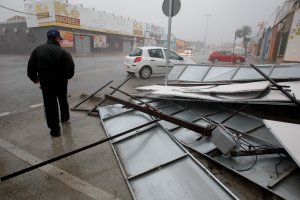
[0,103,132,200]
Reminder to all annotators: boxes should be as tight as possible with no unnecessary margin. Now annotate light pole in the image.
[203,14,211,53]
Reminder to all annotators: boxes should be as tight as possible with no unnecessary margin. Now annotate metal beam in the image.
[250,64,300,107]
[71,80,113,110]
[105,95,212,136]
[88,74,134,115]
[127,154,188,180]
[231,148,287,157]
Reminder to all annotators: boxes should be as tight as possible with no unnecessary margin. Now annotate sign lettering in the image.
[56,15,80,26]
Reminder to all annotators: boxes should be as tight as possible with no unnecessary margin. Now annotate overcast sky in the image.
[0,0,286,44]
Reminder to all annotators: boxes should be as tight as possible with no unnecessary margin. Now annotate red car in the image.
[208,51,245,64]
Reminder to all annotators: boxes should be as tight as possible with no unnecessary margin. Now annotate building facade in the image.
[253,0,300,63]
[0,0,170,55]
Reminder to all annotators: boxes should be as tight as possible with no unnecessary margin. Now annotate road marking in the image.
[30,103,43,108]
[0,103,44,118]
[0,112,10,117]
[0,138,121,200]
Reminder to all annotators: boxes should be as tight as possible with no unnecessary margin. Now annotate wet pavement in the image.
[0,53,164,200]
[0,53,276,200]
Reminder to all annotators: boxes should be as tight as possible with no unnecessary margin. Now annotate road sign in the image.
[162,0,181,17]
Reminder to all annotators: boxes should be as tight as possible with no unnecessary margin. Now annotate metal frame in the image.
[88,74,134,115]
[167,63,300,83]
[105,95,212,136]
[71,80,113,112]
[97,97,300,199]
[99,104,239,200]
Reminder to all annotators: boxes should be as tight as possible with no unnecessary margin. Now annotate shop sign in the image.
[59,30,74,47]
[56,15,80,26]
[93,35,107,48]
[133,22,144,37]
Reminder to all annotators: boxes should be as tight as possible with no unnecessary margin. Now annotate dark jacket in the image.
[27,40,75,86]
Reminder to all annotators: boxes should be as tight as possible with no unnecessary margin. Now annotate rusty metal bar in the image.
[250,64,300,106]
[105,95,212,136]
[71,80,113,110]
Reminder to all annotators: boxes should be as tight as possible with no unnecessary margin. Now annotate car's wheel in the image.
[235,58,241,64]
[212,58,219,63]
[139,66,152,79]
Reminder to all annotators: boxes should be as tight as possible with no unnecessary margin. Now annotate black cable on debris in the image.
[234,141,258,172]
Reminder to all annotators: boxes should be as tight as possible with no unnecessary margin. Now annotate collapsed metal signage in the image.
[2,63,300,199]
[97,63,300,199]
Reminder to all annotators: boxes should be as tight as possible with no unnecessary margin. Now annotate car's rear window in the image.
[148,49,164,58]
[129,48,142,56]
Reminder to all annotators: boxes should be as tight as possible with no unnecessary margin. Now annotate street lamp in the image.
[203,14,211,53]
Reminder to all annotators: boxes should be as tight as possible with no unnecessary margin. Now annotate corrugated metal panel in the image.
[136,81,300,105]
[264,120,300,167]
[99,105,238,200]
[142,99,300,200]
[168,64,300,83]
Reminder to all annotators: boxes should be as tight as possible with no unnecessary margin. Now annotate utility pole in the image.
[203,14,211,53]
[232,30,237,63]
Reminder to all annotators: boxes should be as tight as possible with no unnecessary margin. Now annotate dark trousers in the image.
[41,81,69,131]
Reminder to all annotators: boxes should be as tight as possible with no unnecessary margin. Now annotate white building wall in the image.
[284,9,300,62]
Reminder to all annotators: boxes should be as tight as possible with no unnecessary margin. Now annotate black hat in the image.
[47,29,63,40]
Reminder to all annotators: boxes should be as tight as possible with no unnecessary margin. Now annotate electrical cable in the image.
[234,136,287,174]
[0,4,39,16]
[234,141,258,172]
[236,153,258,172]
[275,153,283,178]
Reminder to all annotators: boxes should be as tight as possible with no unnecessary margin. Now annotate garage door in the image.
[75,34,91,56]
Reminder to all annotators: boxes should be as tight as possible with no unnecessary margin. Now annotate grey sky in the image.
[0,0,286,44]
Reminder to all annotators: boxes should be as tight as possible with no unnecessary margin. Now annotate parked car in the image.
[124,47,195,78]
[208,51,245,64]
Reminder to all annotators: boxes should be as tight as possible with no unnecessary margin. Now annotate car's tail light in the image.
[134,56,142,63]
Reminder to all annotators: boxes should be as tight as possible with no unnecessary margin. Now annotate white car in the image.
[124,47,195,78]
[184,48,193,55]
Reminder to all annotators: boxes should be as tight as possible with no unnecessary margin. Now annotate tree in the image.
[235,26,252,57]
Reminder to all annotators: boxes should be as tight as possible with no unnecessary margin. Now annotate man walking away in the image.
[27,29,75,137]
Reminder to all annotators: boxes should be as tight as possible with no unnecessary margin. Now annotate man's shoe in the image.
[50,129,61,137]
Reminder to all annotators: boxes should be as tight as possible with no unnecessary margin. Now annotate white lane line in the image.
[0,138,121,200]
[0,112,10,117]
[1,103,43,118]
[30,103,43,108]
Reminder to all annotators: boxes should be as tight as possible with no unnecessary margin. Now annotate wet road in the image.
[0,53,209,114]
[0,54,126,114]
